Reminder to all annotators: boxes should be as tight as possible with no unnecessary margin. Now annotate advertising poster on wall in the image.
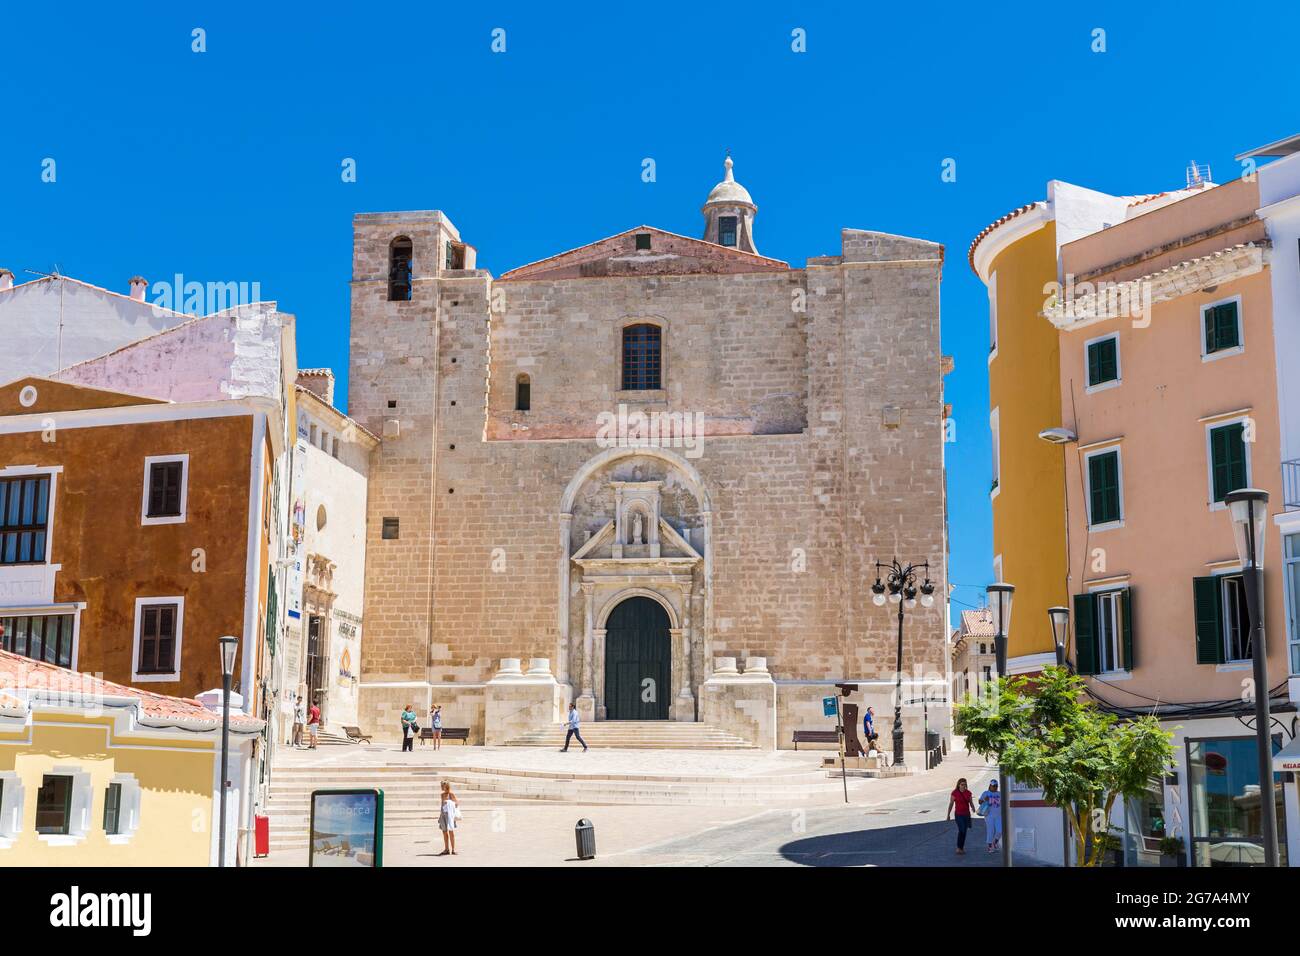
[309,789,384,867]
[287,436,308,622]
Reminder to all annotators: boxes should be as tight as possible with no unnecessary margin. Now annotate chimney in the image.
[0,269,13,292]
[129,276,148,302]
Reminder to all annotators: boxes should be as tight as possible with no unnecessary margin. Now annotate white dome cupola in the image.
[702,155,759,254]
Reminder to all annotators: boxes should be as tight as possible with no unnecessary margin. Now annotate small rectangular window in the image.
[1222,574,1252,662]
[718,217,738,247]
[35,775,72,835]
[146,460,184,518]
[382,517,400,540]
[137,602,179,675]
[0,474,51,565]
[635,233,652,250]
[1204,300,1241,355]
[1087,449,1122,527]
[331,438,339,459]
[1087,335,1119,388]
[1209,422,1248,503]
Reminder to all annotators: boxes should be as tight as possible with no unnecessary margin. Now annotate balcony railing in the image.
[1284,460,1300,510]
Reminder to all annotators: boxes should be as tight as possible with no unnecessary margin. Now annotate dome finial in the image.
[723,153,734,182]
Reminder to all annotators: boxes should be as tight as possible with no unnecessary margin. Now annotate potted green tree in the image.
[956,667,1175,867]
[1159,835,1186,867]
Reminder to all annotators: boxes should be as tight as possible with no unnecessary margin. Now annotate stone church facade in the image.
[348,159,951,750]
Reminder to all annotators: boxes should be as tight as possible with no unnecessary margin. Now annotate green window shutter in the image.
[1120,587,1134,671]
[265,575,278,657]
[1074,593,1099,675]
[1088,338,1118,387]
[1193,576,1225,664]
[1089,451,1120,525]
[1088,342,1102,386]
[1207,302,1241,353]
[1210,423,1247,502]
[1205,306,1218,353]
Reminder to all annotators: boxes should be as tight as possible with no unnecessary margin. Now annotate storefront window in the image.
[1187,736,1288,866]
[1123,784,1167,866]
[1285,533,1300,674]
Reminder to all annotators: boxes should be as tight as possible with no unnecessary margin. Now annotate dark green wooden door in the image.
[604,597,671,720]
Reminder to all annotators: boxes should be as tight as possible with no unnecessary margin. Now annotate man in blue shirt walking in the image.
[562,702,588,752]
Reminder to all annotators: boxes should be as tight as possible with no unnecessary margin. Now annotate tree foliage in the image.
[955,667,1174,866]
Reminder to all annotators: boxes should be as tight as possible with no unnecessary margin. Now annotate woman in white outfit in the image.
[979,779,1003,852]
[438,780,460,856]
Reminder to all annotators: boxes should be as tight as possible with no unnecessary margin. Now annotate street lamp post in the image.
[872,559,935,768]
[1223,489,1279,867]
[218,635,238,869]
[1048,605,1072,868]
[987,582,1015,868]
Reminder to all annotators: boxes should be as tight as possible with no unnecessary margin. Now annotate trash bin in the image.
[575,818,596,860]
[254,814,270,858]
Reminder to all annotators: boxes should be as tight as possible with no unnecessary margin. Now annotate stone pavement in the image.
[255,744,999,867]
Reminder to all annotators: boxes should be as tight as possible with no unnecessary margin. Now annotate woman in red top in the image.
[946,777,976,855]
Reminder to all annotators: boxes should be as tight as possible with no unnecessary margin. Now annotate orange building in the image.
[0,376,285,710]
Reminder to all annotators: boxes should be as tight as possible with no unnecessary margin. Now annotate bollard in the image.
[574,818,596,860]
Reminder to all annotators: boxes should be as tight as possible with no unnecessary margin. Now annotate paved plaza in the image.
[255,742,999,867]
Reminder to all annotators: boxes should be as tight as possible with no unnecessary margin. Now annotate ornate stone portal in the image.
[558,450,710,722]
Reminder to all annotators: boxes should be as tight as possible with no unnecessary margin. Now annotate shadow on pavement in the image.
[778,819,1031,867]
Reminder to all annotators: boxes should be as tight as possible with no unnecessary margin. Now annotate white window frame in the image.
[1284,532,1300,677]
[1083,444,1125,531]
[1200,294,1244,363]
[1204,416,1253,512]
[0,605,83,669]
[0,771,23,849]
[988,271,999,362]
[990,407,1001,499]
[141,454,189,526]
[36,767,92,847]
[0,464,61,566]
[131,595,185,683]
[1088,586,1127,675]
[103,772,142,845]
[1084,331,1122,393]
[1219,571,1253,664]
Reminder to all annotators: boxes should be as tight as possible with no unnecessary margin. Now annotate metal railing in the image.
[1284,459,1300,510]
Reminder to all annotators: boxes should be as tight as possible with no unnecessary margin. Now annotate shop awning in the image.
[1273,734,1300,772]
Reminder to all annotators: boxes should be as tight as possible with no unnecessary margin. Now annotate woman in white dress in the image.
[438,781,460,856]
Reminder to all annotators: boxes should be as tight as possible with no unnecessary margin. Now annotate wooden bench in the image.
[342,725,372,744]
[419,727,469,745]
[792,730,840,751]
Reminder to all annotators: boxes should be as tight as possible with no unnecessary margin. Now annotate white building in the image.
[279,370,376,740]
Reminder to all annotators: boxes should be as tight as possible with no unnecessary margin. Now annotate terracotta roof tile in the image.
[0,650,262,732]
[960,608,996,637]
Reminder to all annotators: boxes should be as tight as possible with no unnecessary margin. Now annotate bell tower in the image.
[701,155,759,254]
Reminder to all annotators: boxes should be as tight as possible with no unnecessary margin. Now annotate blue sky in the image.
[2,2,1296,616]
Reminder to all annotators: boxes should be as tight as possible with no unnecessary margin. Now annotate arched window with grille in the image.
[515,373,531,411]
[621,323,662,390]
[388,236,413,301]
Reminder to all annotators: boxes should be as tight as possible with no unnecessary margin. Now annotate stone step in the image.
[501,721,755,750]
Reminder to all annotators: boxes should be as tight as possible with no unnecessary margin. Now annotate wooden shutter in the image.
[1088,342,1101,386]
[1074,593,1099,675]
[1193,576,1225,664]
[1089,452,1120,525]
[1211,424,1247,502]
[1120,587,1134,670]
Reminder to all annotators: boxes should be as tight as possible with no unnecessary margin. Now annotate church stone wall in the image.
[349,211,948,746]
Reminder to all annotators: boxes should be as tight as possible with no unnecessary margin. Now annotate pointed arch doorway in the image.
[604,596,671,720]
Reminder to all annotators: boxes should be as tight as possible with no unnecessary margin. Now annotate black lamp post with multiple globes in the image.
[1222,488,1280,867]
[218,635,238,869]
[986,582,1015,868]
[871,560,936,768]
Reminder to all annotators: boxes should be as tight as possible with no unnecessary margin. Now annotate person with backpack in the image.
[429,704,443,750]
[946,777,976,855]
[978,779,1003,853]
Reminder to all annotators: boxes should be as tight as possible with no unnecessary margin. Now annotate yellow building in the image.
[0,648,261,866]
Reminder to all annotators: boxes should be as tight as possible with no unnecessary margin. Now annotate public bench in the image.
[792,730,840,750]
[342,725,372,744]
[420,727,470,745]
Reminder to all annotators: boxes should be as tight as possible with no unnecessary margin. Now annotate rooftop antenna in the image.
[1186,160,1211,188]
